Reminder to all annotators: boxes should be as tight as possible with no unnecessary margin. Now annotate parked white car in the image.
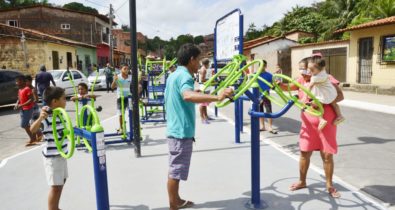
[88,68,121,90]
[48,69,89,96]
[88,69,106,90]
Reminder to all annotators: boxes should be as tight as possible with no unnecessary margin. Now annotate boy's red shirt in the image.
[18,86,34,110]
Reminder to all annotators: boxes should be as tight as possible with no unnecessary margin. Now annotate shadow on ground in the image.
[151,177,382,210]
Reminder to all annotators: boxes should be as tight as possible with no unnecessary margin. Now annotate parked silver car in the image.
[88,69,106,90]
[47,69,89,96]
[88,68,120,90]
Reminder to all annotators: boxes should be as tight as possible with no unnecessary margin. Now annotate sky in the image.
[48,0,320,40]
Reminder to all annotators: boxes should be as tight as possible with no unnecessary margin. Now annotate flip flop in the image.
[328,187,341,198]
[289,182,306,191]
[25,142,38,147]
[178,200,194,209]
[269,130,278,134]
[259,128,266,132]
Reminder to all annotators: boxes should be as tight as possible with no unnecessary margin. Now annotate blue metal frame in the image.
[140,65,167,123]
[214,9,244,138]
[74,128,110,210]
[103,96,133,145]
[214,9,243,119]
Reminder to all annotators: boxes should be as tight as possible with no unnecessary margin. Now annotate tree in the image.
[372,0,395,18]
[121,25,130,32]
[0,0,48,8]
[193,35,204,44]
[63,2,98,14]
[245,23,263,41]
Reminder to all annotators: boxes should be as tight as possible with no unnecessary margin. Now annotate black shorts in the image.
[116,97,129,115]
[259,95,272,113]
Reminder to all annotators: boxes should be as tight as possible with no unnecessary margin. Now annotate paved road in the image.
[215,97,395,207]
[0,90,118,161]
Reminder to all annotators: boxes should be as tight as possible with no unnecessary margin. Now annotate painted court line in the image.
[0,114,119,169]
[208,107,388,210]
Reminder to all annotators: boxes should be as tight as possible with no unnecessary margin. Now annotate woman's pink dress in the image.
[297,76,339,154]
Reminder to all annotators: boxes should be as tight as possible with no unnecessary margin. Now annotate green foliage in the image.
[63,2,98,14]
[139,34,206,60]
[193,35,204,44]
[371,0,395,18]
[121,25,130,32]
[247,0,395,43]
[245,23,264,41]
[298,37,316,44]
[0,0,48,9]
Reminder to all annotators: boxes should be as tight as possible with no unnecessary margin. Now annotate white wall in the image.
[250,39,297,73]
[291,42,349,79]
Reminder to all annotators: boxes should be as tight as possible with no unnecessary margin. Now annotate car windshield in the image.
[89,69,105,77]
[50,71,63,80]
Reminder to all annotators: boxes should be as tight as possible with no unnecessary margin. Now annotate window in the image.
[61,24,70,30]
[7,20,19,27]
[381,35,395,62]
[72,71,82,79]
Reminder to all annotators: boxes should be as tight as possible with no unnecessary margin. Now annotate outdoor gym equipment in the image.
[206,56,323,209]
[50,106,109,210]
[99,75,135,145]
[140,57,175,123]
[72,68,135,146]
[212,9,324,209]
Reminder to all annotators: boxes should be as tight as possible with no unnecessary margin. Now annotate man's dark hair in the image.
[177,43,201,66]
[40,64,46,72]
[78,82,88,90]
[43,86,65,105]
[25,75,33,81]
[262,59,267,67]
[16,75,25,81]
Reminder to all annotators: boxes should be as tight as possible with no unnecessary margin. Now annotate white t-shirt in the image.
[116,74,132,98]
[310,70,337,104]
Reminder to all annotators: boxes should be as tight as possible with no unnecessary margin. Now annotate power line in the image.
[113,12,124,26]
[84,0,108,9]
[115,0,128,12]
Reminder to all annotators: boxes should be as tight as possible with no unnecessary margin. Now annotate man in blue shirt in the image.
[258,60,277,134]
[165,44,233,210]
[35,65,56,97]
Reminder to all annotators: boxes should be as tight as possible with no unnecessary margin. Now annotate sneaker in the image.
[207,116,215,120]
[333,116,345,125]
[318,118,327,130]
[202,120,210,124]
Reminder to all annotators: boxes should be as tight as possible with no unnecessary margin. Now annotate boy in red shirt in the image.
[14,75,36,146]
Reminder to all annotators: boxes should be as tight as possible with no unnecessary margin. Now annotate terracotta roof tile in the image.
[335,16,395,33]
[0,23,96,49]
[290,39,349,49]
[244,36,296,50]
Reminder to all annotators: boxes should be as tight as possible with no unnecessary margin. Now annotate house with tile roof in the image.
[335,16,395,92]
[0,23,96,75]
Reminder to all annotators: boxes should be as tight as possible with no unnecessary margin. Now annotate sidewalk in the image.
[0,112,387,210]
[340,91,395,115]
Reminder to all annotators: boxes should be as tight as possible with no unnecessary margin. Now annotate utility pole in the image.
[109,4,113,65]
[129,0,141,157]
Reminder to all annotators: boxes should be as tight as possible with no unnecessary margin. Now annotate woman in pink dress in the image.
[281,57,344,198]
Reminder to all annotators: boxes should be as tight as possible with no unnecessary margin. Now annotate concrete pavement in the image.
[0,108,387,210]
[0,90,393,209]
